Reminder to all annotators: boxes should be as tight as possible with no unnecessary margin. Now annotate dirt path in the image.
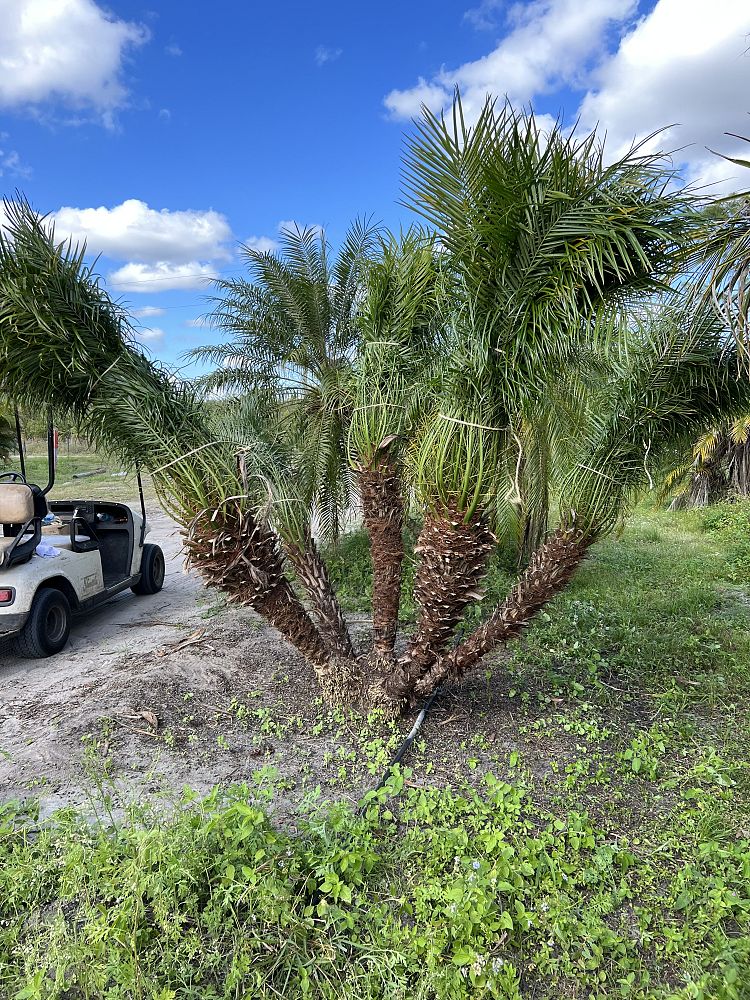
[0,508,385,820]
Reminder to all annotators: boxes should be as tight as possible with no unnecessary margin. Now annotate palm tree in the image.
[199,224,443,669]
[1,95,747,716]
[348,229,443,664]
[662,416,750,508]
[381,94,705,701]
[190,221,383,669]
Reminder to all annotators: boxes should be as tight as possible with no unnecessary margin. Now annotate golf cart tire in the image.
[132,543,165,595]
[16,587,72,658]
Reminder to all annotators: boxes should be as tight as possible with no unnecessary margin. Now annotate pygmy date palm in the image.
[1,96,747,715]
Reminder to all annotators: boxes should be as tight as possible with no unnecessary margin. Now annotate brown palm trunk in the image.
[357,457,405,659]
[184,508,355,698]
[384,507,495,701]
[284,531,356,660]
[412,524,592,699]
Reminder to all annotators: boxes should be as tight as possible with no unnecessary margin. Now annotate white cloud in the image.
[277,219,323,238]
[165,43,182,57]
[463,0,504,32]
[132,305,165,318]
[243,234,279,254]
[577,0,750,192]
[185,317,209,328]
[315,45,342,67]
[109,261,218,293]
[134,326,164,343]
[0,146,31,178]
[384,0,637,120]
[385,78,453,121]
[0,0,148,123]
[51,199,232,264]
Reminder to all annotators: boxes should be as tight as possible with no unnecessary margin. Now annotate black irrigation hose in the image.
[357,687,443,815]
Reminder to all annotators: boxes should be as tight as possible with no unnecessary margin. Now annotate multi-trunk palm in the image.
[1,96,747,714]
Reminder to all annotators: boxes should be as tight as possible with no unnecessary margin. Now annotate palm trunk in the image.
[184,508,356,699]
[411,524,592,699]
[384,507,495,701]
[284,531,356,660]
[357,458,405,659]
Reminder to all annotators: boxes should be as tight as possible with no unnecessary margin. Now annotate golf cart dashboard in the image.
[46,500,134,530]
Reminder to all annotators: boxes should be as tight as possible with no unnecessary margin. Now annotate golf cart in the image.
[0,418,165,657]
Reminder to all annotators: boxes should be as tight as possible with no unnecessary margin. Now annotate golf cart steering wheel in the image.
[0,472,28,483]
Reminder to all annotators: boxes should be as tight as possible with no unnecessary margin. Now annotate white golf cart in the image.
[0,422,165,657]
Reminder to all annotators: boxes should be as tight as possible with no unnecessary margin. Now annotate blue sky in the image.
[1,0,750,369]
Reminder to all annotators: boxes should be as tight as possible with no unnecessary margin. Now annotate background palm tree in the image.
[193,219,378,542]
[662,415,750,508]
[702,138,750,366]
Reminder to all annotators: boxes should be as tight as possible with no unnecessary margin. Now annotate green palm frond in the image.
[397,91,702,532]
[729,413,750,445]
[349,228,443,466]
[563,301,750,532]
[190,219,378,542]
[403,95,697,398]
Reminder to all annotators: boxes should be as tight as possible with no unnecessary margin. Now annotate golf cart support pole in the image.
[13,406,26,481]
[137,466,147,546]
[41,414,55,496]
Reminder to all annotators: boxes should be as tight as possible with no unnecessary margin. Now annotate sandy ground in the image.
[0,507,391,821]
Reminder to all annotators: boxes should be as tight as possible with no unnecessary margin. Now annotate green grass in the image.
[5,449,159,505]
[2,503,750,998]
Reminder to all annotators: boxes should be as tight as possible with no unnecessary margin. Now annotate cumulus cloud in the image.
[0,0,148,123]
[577,0,750,192]
[165,42,182,57]
[243,235,279,254]
[51,199,232,264]
[134,326,164,343]
[315,45,342,67]
[132,305,165,318]
[384,0,637,121]
[109,262,218,293]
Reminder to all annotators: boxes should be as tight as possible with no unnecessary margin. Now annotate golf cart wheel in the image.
[16,587,71,658]
[132,543,165,595]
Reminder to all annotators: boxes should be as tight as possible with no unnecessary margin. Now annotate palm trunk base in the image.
[387,508,495,701]
[357,460,404,658]
[284,535,355,660]
[362,674,405,717]
[412,525,591,699]
[316,655,362,705]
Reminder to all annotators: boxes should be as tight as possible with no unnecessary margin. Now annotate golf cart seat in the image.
[0,483,46,569]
